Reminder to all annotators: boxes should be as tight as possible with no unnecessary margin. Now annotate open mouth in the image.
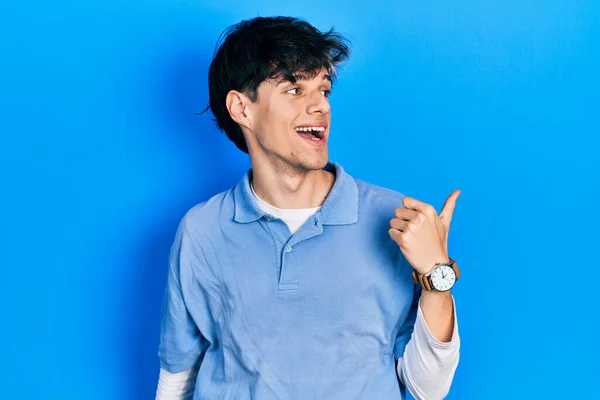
[295,126,326,145]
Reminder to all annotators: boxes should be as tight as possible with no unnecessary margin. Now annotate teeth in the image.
[295,126,326,132]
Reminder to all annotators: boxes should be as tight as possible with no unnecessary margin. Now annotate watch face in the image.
[430,265,456,291]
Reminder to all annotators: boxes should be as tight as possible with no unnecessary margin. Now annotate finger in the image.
[439,190,461,227]
[394,207,419,221]
[390,218,409,231]
[402,196,436,215]
[388,228,402,243]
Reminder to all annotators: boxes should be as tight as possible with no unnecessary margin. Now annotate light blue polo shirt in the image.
[158,162,421,399]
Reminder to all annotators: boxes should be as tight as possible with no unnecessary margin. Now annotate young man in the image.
[156,16,461,400]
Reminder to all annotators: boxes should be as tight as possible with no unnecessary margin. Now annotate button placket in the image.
[278,241,296,290]
[277,216,323,291]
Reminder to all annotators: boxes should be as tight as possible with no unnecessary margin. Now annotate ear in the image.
[226,90,252,130]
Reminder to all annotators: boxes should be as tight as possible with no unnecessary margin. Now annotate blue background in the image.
[1,1,598,398]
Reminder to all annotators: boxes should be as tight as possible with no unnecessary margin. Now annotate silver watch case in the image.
[426,261,457,292]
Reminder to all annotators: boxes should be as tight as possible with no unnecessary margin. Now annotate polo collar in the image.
[233,162,358,225]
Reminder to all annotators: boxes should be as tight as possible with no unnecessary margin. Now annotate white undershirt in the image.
[156,184,460,400]
[250,180,321,234]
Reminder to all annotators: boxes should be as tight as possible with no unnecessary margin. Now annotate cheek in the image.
[270,101,294,119]
[255,115,291,147]
[266,103,297,133]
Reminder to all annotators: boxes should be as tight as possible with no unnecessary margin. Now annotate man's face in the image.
[244,68,332,173]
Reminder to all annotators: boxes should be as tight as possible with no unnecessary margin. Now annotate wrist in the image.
[418,256,450,275]
[421,287,452,299]
[432,256,450,268]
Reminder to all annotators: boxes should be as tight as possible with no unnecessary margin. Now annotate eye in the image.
[287,87,300,95]
[321,89,332,98]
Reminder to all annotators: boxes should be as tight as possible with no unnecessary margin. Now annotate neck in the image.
[250,161,335,209]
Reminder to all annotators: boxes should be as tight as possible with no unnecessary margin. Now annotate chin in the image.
[263,147,329,175]
[297,154,329,171]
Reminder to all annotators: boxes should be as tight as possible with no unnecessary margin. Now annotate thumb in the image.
[439,189,461,227]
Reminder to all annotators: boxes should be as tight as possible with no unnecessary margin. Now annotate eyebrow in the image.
[276,73,332,86]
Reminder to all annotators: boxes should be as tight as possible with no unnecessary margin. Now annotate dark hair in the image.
[204,16,351,153]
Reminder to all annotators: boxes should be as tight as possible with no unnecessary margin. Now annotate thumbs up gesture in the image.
[388,190,461,274]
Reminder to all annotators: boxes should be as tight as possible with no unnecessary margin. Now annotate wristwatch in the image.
[412,258,460,292]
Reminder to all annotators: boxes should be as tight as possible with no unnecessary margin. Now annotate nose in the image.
[306,90,330,115]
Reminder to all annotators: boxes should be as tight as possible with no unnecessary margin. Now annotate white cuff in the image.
[156,367,198,400]
[397,296,460,400]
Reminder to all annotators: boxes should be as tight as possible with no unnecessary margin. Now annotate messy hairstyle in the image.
[205,16,351,153]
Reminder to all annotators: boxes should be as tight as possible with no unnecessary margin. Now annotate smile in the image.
[295,126,327,147]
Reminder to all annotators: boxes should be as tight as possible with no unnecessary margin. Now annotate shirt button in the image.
[265,217,272,222]
[286,247,292,253]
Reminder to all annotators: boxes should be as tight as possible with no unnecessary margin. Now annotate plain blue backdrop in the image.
[1,1,598,398]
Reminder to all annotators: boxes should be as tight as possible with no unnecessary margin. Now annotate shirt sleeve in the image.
[393,283,422,360]
[396,296,460,400]
[155,367,199,400]
[158,217,211,373]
